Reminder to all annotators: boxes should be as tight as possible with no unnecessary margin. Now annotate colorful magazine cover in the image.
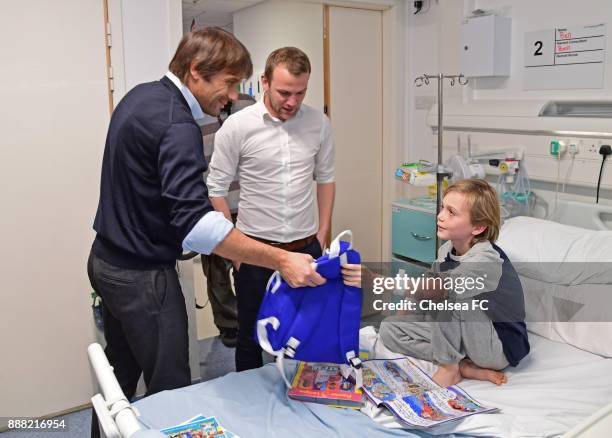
[288,362,364,408]
[160,414,239,438]
[361,358,497,429]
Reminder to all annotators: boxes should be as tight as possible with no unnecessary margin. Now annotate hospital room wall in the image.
[403,0,612,202]
[234,1,325,110]
[0,0,185,426]
[0,0,109,426]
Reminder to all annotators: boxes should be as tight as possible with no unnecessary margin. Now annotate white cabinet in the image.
[462,15,511,78]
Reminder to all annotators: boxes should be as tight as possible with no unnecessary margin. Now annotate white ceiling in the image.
[181,0,264,32]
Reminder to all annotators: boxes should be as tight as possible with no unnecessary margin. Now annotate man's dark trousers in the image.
[233,239,322,372]
[87,250,190,436]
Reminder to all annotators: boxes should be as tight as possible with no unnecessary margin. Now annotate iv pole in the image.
[414,73,468,250]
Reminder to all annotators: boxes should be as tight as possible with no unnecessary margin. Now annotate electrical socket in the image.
[580,141,607,156]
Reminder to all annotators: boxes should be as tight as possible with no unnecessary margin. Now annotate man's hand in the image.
[278,251,326,288]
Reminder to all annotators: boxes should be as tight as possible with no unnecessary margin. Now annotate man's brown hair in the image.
[444,179,501,243]
[264,47,311,83]
[169,27,253,83]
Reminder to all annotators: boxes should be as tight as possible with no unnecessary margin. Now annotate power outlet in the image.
[587,143,597,154]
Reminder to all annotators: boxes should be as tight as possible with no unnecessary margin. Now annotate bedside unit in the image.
[392,197,438,264]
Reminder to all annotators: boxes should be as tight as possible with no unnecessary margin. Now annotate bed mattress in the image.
[133,331,612,437]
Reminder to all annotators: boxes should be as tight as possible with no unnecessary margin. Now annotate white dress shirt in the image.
[207,99,335,243]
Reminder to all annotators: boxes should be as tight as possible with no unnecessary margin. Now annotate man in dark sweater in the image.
[88,28,324,422]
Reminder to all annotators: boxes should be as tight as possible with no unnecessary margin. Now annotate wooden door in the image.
[326,6,383,262]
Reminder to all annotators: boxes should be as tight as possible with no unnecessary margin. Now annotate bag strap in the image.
[256,317,295,387]
[264,230,355,388]
[256,316,282,356]
[265,271,282,294]
[328,230,353,259]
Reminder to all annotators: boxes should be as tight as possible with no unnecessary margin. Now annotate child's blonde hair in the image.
[443,179,500,243]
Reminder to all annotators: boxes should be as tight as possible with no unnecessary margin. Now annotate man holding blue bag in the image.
[208,47,336,371]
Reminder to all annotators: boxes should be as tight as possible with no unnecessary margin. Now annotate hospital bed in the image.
[90,215,612,438]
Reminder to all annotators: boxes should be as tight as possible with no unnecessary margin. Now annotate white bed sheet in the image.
[361,327,612,437]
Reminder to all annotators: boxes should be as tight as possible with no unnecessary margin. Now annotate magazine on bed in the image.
[160,414,238,437]
[288,362,364,409]
[361,358,497,429]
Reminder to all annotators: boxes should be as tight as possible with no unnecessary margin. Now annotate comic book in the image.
[288,362,364,409]
[361,358,497,429]
[160,414,239,437]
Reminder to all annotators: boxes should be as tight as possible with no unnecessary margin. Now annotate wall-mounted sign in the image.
[524,23,605,90]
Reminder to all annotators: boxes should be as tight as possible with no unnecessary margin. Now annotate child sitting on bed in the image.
[342,179,530,387]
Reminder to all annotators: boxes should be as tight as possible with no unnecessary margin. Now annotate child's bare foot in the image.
[459,360,507,385]
[432,363,462,387]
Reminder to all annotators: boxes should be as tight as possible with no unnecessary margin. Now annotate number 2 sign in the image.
[524,24,605,90]
[524,29,555,67]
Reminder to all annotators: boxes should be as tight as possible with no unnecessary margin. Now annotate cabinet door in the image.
[392,208,437,263]
[462,16,495,77]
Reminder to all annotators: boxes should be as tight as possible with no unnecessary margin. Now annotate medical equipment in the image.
[395,162,436,186]
[396,150,532,219]
[446,154,486,182]
[494,154,534,218]
[414,72,468,249]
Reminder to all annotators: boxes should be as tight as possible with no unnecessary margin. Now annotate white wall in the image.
[109,0,183,102]
[234,0,325,110]
[405,0,465,165]
[404,0,612,202]
[0,0,186,424]
[470,0,612,100]
[0,0,109,423]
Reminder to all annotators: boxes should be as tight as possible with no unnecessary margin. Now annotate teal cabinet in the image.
[392,198,438,263]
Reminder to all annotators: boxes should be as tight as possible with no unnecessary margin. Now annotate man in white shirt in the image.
[208,47,336,371]
[199,94,256,348]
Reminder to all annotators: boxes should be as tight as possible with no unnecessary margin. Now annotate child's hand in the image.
[341,263,362,287]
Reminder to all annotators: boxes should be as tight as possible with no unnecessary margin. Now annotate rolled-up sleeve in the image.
[182,211,233,255]
[314,114,335,183]
[208,118,240,198]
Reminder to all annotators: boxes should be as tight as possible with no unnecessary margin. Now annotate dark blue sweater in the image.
[93,76,213,269]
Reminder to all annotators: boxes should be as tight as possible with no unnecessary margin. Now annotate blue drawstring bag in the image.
[256,230,363,387]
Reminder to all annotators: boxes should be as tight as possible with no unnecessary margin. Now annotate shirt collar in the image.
[256,95,303,122]
[448,241,489,260]
[165,71,205,124]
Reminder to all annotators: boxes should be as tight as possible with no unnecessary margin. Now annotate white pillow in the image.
[497,216,612,357]
[498,216,612,263]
